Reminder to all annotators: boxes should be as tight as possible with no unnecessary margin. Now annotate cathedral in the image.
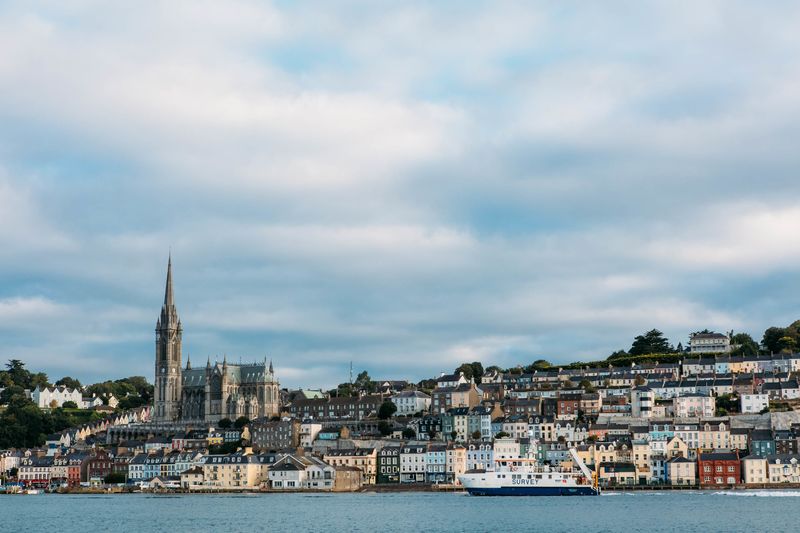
[153,256,281,423]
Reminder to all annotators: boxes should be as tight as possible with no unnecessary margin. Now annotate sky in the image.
[1,1,800,389]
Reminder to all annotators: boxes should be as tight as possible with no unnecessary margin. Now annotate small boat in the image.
[459,448,600,496]
[25,489,43,495]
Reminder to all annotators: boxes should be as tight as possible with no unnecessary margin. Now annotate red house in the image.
[557,393,582,417]
[85,450,113,483]
[698,451,740,486]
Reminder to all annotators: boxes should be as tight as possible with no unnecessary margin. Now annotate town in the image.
[4,327,800,493]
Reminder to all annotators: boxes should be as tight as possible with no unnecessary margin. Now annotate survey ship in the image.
[458,448,600,496]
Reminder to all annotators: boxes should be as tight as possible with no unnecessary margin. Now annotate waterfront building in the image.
[425,443,447,483]
[201,453,262,490]
[766,455,800,483]
[399,444,427,483]
[180,466,204,490]
[377,445,400,484]
[698,451,740,486]
[446,444,467,484]
[332,465,363,491]
[85,450,113,485]
[598,462,636,485]
[18,456,53,487]
[268,454,335,490]
[466,442,493,471]
[666,457,696,485]
[742,455,768,484]
[323,448,377,484]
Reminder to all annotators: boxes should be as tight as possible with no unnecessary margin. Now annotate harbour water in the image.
[2,491,800,532]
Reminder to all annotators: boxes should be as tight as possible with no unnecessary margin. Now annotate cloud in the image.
[0,1,799,386]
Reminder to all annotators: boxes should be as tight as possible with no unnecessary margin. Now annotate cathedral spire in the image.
[269,359,274,374]
[164,252,174,307]
[186,352,191,370]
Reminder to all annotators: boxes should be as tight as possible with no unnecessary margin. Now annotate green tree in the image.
[579,379,595,393]
[0,384,24,405]
[378,420,392,436]
[55,377,82,390]
[402,428,416,439]
[5,359,33,388]
[762,327,788,354]
[527,360,552,372]
[634,375,646,386]
[455,363,475,381]
[354,371,376,393]
[378,401,397,420]
[470,362,484,384]
[118,395,147,410]
[778,336,797,354]
[234,416,250,429]
[218,418,233,429]
[629,330,673,356]
[450,430,458,441]
[471,430,482,440]
[495,431,510,439]
[730,333,759,358]
[62,401,79,409]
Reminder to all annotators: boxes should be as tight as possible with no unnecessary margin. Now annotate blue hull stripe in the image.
[465,486,599,496]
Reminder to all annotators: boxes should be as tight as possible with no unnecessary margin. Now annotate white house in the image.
[740,394,769,414]
[31,386,83,409]
[673,393,715,418]
[466,442,494,471]
[391,391,431,416]
[493,437,520,461]
[631,386,655,418]
[689,332,731,354]
[299,421,322,448]
[399,444,427,483]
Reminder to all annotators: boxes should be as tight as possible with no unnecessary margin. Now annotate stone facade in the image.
[152,256,280,423]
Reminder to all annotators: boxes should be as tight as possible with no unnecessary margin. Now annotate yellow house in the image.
[201,453,262,490]
[767,456,800,484]
[446,445,467,484]
[665,436,688,460]
[742,456,767,485]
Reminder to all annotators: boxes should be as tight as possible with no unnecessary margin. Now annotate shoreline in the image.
[7,484,800,495]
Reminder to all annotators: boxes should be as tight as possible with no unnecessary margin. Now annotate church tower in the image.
[154,254,183,421]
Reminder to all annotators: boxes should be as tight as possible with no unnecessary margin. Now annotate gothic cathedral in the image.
[153,256,281,423]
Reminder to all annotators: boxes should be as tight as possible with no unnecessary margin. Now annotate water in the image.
[1,491,798,532]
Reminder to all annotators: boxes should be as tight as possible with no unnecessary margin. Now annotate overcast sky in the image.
[2,1,800,388]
